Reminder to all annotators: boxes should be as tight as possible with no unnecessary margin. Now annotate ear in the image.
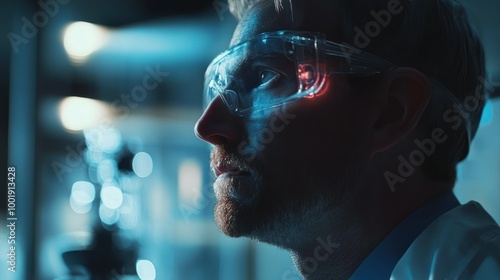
[370,67,431,154]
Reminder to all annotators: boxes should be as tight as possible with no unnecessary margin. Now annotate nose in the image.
[194,96,243,145]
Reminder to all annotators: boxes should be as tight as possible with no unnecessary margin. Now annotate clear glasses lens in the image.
[204,33,322,116]
[203,31,394,116]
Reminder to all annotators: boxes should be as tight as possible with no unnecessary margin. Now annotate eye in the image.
[258,69,281,88]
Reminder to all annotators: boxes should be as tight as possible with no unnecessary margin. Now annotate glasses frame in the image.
[203,30,472,143]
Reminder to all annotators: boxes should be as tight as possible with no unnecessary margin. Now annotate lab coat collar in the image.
[349,191,460,280]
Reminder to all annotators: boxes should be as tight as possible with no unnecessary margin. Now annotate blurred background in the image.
[0,0,499,279]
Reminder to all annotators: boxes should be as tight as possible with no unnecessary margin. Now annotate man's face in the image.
[195,1,372,246]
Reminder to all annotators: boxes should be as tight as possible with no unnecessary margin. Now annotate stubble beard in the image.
[211,146,362,249]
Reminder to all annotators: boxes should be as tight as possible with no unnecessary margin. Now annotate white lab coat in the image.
[390,201,500,279]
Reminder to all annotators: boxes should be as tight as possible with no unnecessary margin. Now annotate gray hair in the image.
[229,0,283,19]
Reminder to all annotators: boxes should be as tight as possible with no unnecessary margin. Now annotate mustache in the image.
[210,145,256,174]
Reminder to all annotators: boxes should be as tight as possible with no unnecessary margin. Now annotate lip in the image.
[213,165,229,178]
[213,168,258,203]
[213,164,251,178]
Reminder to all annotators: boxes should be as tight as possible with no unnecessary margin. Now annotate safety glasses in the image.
[203,30,472,143]
[203,30,395,116]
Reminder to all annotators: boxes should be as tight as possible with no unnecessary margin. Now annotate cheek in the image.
[275,91,355,156]
[253,106,352,168]
[244,78,367,166]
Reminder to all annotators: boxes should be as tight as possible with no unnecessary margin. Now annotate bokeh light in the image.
[178,160,202,206]
[100,183,124,209]
[59,96,111,131]
[136,259,156,280]
[97,159,117,183]
[71,181,96,205]
[63,21,109,63]
[69,181,96,214]
[99,203,120,225]
[132,152,153,178]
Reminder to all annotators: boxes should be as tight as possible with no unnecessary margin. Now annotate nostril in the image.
[204,135,228,146]
[194,115,233,145]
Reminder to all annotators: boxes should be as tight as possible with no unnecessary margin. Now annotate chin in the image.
[214,196,255,238]
[212,173,355,252]
[212,187,311,245]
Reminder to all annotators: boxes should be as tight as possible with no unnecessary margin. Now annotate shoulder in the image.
[391,201,500,280]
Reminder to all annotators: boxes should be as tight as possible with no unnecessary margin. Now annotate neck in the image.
[286,178,451,279]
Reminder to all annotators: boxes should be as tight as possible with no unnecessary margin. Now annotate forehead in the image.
[230,0,344,46]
